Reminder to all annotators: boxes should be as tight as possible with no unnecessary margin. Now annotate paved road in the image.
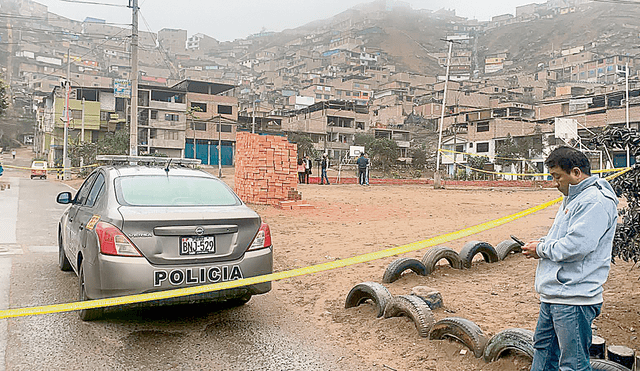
[0,173,358,371]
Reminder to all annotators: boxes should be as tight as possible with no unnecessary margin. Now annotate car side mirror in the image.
[56,192,73,204]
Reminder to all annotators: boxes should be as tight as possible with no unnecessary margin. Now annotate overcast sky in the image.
[34,0,535,41]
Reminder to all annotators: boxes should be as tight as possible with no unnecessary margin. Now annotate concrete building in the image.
[283,100,370,159]
[158,28,187,56]
[136,84,187,157]
[172,79,238,166]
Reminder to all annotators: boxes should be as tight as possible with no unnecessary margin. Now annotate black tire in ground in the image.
[383,294,435,338]
[429,317,488,358]
[421,246,463,274]
[382,258,428,283]
[483,328,534,362]
[459,241,499,268]
[78,263,104,321]
[344,281,393,318]
[58,227,72,271]
[495,240,523,260]
[590,359,632,371]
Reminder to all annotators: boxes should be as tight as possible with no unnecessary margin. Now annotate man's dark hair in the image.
[544,146,591,175]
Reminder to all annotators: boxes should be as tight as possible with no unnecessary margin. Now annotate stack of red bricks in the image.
[234,132,299,206]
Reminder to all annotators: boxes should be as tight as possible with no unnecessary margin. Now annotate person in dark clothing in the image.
[304,155,312,184]
[320,154,330,185]
[356,152,369,185]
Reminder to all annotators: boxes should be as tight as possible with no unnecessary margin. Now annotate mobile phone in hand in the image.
[510,235,525,246]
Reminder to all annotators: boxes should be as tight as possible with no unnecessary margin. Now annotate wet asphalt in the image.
[0,173,361,371]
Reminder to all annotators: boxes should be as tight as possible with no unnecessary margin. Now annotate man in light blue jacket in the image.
[523,146,619,371]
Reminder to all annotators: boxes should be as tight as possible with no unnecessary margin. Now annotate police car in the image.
[56,155,272,320]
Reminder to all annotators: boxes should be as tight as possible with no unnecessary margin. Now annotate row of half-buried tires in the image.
[344,283,632,370]
[382,239,523,283]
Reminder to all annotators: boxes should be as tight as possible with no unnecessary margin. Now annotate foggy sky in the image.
[33,0,535,41]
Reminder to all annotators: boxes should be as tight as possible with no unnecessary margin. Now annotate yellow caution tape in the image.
[0,168,631,319]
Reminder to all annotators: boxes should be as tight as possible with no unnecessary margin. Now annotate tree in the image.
[69,125,130,174]
[466,155,489,180]
[287,133,318,159]
[368,138,399,172]
[410,145,427,170]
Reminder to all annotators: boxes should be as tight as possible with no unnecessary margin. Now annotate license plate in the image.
[180,236,215,255]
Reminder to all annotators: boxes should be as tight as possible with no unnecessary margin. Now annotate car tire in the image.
[459,241,500,269]
[495,240,522,260]
[382,257,428,283]
[429,317,488,358]
[58,229,72,272]
[30,175,33,179]
[383,295,435,338]
[483,328,534,362]
[590,359,632,371]
[78,263,103,321]
[42,175,46,180]
[345,281,392,318]
[421,246,463,274]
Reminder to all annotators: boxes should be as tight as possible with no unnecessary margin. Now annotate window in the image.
[71,110,83,120]
[193,122,206,131]
[151,90,184,103]
[346,91,351,96]
[362,92,369,97]
[74,173,98,205]
[165,113,180,121]
[150,110,158,119]
[220,124,232,133]
[85,173,105,208]
[115,176,239,206]
[100,111,110,121]
[477,142,489,152]
[455,144,464,152]
[324,86,331,91]
[217,105,233,115]
[190,102,207,113]
[324,95,330,99]
[476,122,490,132]
[165,130,179,140]
[316,94,322,99]
[149,129,157,139]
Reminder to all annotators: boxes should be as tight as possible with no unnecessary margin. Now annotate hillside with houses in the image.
[1,0,638,174]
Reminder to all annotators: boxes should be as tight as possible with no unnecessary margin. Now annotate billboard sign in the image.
[114,79,131,98]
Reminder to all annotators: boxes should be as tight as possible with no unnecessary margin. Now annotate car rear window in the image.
[115,175,239,206]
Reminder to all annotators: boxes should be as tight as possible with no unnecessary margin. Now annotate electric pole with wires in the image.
[128,0,139,157]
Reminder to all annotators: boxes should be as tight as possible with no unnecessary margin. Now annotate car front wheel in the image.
[78,263,103,321]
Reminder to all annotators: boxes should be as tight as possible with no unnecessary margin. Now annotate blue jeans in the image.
[321,168,329,184]
[531,302,601,371]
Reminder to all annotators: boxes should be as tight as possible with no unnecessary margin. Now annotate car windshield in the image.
[115,175,239,206]
[32,162,46,168]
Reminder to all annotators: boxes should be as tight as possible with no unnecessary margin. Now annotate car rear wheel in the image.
[58,230,72,272]
[78,263,103,321]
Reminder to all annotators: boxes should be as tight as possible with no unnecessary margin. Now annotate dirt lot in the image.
[51,161,640,371]
[242,177,639,371]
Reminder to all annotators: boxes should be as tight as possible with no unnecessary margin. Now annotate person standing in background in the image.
[356,152,368,185]
[304,155,312,184]
[297,158,306,184]
[320,154,330,185]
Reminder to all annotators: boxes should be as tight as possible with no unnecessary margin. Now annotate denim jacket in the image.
[535,176,619,305]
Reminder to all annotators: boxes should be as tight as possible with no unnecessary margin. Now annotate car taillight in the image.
[248,223,271,251]
[95,222,142,257]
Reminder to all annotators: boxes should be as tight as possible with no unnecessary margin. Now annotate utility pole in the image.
[63,47,71,180]
[218,115,222,178]
[434,39,454,189]
[252,99,256,134]
[625,62,630,168]
[129,0,139,156]
[80,97,85,168]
